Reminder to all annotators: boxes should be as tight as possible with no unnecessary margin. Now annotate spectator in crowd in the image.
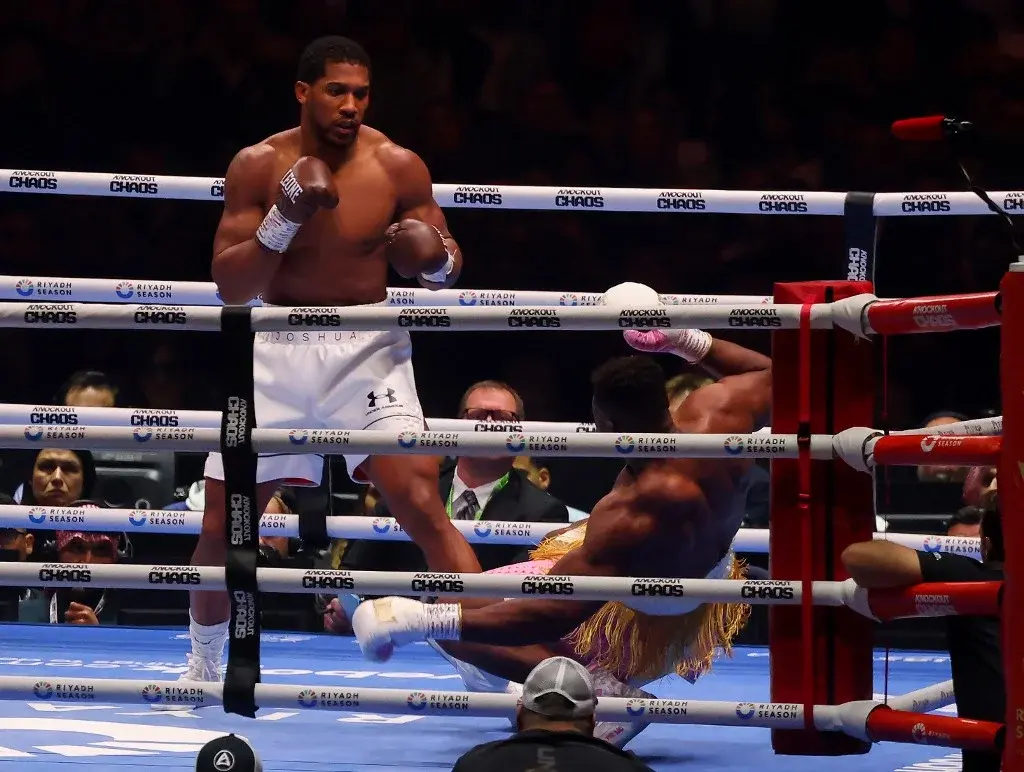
[514,456,590,523]
[0,492,42,623]
[55,370,119,408]
[44,525,124,625]
[841,502,1003,772]
[916,410,972,484]
[13,448,96,507]
[327,381,569,632]
[452,656,654,772]
[946,505,986,539]
[963,465,997,510]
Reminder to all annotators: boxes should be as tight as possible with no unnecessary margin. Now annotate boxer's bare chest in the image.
[262,148,398,305]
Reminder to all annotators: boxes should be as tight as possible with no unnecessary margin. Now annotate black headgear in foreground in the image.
[195,734,262,772]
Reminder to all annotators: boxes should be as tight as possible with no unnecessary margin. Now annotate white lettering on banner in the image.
[233,589,256,640]
[0,718,228,758]
[893,753,963,772]
[919,436,964,453]
[847,248,868,281]
[337,713,423,725]
[224,396,246,448]
[229,494,251,546]
[912,304,956,329]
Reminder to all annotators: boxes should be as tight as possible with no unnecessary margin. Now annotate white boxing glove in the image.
[351,597,462,662]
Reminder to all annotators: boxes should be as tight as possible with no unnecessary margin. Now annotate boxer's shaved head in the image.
[591,356,671,433]
[297,36,372,83]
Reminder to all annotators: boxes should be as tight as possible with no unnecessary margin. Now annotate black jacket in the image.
[342,461,569,573]
[452,730,655,772]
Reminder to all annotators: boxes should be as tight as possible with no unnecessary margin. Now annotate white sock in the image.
[190,613,228,662]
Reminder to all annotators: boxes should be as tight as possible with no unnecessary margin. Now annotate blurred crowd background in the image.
[0,0,1016,635]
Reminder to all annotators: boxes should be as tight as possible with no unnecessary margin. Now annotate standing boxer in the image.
[174,36,482,688]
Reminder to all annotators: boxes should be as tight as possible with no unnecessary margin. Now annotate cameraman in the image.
[452,657,654,772]
[0,492,41,622]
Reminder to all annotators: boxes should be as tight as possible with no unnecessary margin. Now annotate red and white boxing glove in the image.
[351,597,461,662]
[623,328,712,363]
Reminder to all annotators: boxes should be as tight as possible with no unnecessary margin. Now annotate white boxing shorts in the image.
[204,308,425,486]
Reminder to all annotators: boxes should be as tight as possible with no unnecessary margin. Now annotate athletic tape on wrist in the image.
[420,253,455,283]
[425,603,462,640]
[681,329,713,363]
[256,205,301,253]
[419,226,456,283]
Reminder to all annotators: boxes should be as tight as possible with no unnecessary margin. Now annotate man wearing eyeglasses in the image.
[327,381,570,631]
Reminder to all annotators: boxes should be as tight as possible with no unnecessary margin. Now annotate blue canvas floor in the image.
[0,625,960,771]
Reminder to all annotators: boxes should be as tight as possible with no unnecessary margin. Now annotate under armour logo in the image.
[212,749,236,770]
[367,388,397,408]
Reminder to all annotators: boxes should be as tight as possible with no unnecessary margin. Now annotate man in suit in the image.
[324,381,570,631]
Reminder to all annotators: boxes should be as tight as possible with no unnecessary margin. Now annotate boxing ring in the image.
[0,169,1019,772]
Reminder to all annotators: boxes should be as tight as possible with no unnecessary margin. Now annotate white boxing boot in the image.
[151,614,227,711]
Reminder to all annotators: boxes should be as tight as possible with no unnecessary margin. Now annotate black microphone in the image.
[892,113,1019,256]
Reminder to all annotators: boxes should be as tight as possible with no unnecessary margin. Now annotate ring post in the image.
[1001,263,1024,771]
[769,280,876,755]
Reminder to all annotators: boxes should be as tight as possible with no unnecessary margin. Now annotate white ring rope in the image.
[0,426,835,458]
[0,301,837,332]
[0,402,597,434]
[0,275,770,308]
[3,168,1020,217]
[0,402,999,439]
[0,506,983,560]
[886,680,956,714]
[0,562,848,607]
[0,673,840,729]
